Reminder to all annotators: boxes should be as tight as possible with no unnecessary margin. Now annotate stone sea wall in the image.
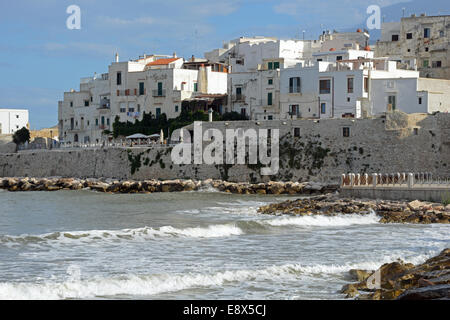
[0,112,449,182]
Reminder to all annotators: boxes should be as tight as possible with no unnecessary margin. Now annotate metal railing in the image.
[341,172,450,189]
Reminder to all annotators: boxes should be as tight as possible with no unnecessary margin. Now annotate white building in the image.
[0,109,29,134]
[58,54,228,143]
[280,52,450,120]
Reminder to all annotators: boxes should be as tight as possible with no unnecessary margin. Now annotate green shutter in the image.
[268,62,273,70]
[274,62,280,69]
[268,92,273,105]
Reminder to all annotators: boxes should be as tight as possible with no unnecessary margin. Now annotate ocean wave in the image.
[263,212,380,227]
[0,260,397,300]
[0,224,243,246]
[1,249,439,300]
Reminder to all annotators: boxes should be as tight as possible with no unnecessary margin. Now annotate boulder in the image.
[407,200,425,211]
[396,284,450,300]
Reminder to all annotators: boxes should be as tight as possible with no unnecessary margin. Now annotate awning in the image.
[126,133,150,139]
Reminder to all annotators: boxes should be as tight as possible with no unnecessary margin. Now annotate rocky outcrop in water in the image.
[258,195,450,224]
[341,248,450,300]
[0,177,338,195]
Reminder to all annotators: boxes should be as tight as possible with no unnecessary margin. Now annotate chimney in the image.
[115,52,119,63]
[173,52,177,58]
[191,55,195,62]
[420,13,426,17]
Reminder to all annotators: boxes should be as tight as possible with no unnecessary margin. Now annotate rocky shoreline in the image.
[258,194,450,224]
[341,248,450,300]
[0,177,338,195]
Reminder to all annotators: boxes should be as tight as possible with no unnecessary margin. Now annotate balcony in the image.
[98,99,111,109]
[152,89,166,97]
[232,94,246,102]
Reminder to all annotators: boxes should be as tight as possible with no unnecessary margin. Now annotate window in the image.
[137,104,141,112]
[268,62,273,70]
[294,128,300,137]
[156,108,161,118]
[432,61,442,68]
[321,103,326,114]
[424,28,430,39]
[120,107,126,113]
[289,105,299,116]
[289,77,301,93]
[413,128,419,135]
[273,62,280,69]
[319,79,331,94]
[268,115,273,120]
[347,97,351,102]
[139,82,145,95]
[364,77,369,93]
[95,118,99,126]
[440,30,445,38]
[240,108,246,117]
[418,97,422,105]
[175,105,179,112]
[267,92,273,105]
[425,47,429,52]
[84,100,89,107]
[70,101,73,107]
[157,82,163,96]
[128,107,135,113]
[194,82,198,92]
[336,56,343,61]
[90,97,93,102]
[406,33,413,39]
[347,78,354,93]
[268,78,273,85]
[236,87,242,100]
[16,115,19,119]
[423,60,429,68]
[392,34,399,41]
[117,72,122,85]
[101,116,105,125]
[343,127,350,137]
[317,59,323,62]
[388,95,396,111]
[107,118,110,126]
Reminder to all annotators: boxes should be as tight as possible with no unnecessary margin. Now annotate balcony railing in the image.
[232,94,246,102]
[152,89,166,97]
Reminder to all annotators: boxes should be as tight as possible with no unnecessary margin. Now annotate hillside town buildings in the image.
[0,109,29,135]
[58,15,450,144]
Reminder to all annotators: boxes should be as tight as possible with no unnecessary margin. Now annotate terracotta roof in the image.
[146,58,180,66]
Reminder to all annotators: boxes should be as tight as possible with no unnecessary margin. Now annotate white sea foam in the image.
[0,224,244,246]
[263,212,380,227]
[1,249,439,300]
[0,260,401,300]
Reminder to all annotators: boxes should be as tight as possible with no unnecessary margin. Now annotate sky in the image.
[0,0,448,129]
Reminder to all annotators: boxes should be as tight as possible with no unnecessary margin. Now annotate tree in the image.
[12,127,30,145]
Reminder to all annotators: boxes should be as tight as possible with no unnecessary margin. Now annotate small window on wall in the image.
[432,61,442,68]
[364,77,369,93]
[194,82,198,92]
[95,119,99,126]
[268,62,273,70]
[343,127,350,137]
[418,97,422,105]
[336,56,343,61]
[294,128,300,137]
[423,60,429,68]
[16,115,19,119]
[175,105,179,112]
[424,28,430,39]
[84,100,89,107]
[392,35,399,41]
[406,33,413,39]
[319,79,331,94]
[267,92,273,105]
[347,78,354,93]
[413,128,419,135]
[321,103,326,114]
[268,78,273,85]
[107,118,110,125]
[117,72,122,85]
[70,101,73,107]
[273,62,280,69]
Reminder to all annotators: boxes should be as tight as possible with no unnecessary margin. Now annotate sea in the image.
[0,188,448,300]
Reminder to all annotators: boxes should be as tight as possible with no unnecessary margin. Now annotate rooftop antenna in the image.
[402,7,406,17]
[302,30,306,41]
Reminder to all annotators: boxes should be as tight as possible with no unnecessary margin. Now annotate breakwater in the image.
[0,177,337,195]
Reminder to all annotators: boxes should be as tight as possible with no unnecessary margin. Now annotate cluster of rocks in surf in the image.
[0,177,338,195]
[258,195,450,224]
[341,248,450,300]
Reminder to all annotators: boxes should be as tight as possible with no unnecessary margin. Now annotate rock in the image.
[349,269,373,282]
[407,200,425,211]
[341,284,359,298]
[396,284,450,300]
